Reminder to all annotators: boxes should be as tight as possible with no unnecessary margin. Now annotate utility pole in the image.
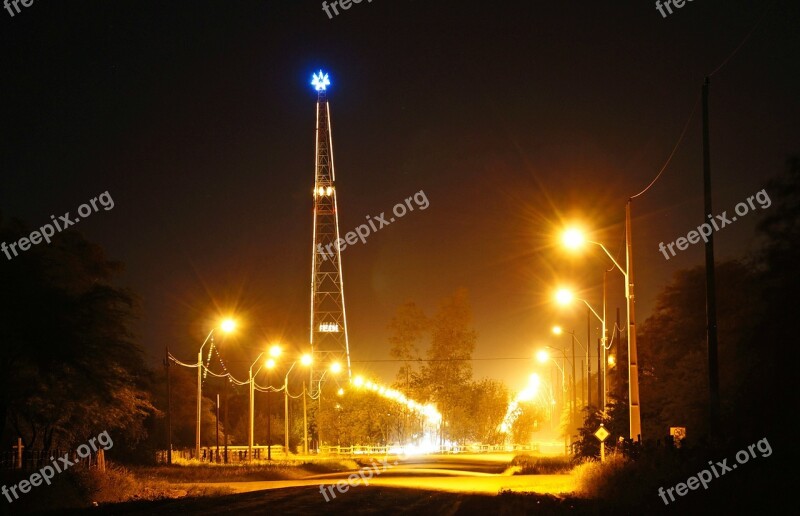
[165,345,172,465]
[626,200,642,441]
[702,76,720,440]
[570,335,576,427]
[224,378,229,464]
[303,382,309,455]
[597,337,602,414]
[587,308,592,407]
[215,394,220,463]
[267,370,272,460]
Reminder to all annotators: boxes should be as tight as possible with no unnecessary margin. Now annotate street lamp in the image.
[315,361,342,451]
[552,325,589,409]
[248,350,278,461]
[560,225,640,440]
[284,354,312,457]
[196,318,236,461]
[554,288,606,410]
[537,348,570,455]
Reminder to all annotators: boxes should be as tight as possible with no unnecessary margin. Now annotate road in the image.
[178,454,576,496]
[57,454,582,515]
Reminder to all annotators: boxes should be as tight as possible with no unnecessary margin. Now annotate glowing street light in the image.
[536,349,550,364]
[557,222,641,440]
[562,227,586,250]
[269,344,282,358]
[284,354,312,457]
[220,318,236,333]
[248,350,277,461]
[555,288,574,305]
[552,325,563,335]
[196,318,236,461]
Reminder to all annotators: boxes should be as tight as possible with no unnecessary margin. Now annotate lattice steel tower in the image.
[309,71,352,401]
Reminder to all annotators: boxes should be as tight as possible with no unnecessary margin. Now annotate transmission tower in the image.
[309,70,352,401]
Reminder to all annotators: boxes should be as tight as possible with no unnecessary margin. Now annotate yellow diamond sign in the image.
[594,425,610,442]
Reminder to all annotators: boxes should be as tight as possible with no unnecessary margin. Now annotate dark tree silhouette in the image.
[0,215,156,453]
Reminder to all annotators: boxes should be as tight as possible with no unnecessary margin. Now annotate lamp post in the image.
[552,326,589,410]
[196,318,236,461]
[248,350,279,461]
[284,354,312,457]
[561,226,640,440]
[314,361,342,452]
[555,289,605,410]
[537,348,568,455]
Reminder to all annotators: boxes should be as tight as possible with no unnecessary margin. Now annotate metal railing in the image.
[156,443,540,463]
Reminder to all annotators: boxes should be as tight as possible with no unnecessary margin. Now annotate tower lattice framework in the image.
[309,83,352,401]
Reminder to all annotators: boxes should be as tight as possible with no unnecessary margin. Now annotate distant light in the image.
[552,325,563,335]
[220,318,236,333]
[608,355,616,367]
[330,362,342,374]
[536,350,549,363]
[265,358,276,369]
[312,70,330,91]
[562,228,585,250]
[269,345,282,358]
[555,288,574,305]
[529,373,541,388]
[353,375,364,387]
[326,186,333,195]
[337,388,344,396]
[301,354,313,366]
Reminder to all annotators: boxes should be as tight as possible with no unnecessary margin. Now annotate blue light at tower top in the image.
[311,70,330,91]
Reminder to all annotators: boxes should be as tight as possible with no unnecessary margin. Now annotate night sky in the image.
[3,0,798,391]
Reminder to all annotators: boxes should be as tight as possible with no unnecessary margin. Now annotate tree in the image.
[388,301,427,442]
[637,260,760,441]
[317,388,400,446]
[470,379,509,445]
[0,216,157,453]
[417,289,477,442]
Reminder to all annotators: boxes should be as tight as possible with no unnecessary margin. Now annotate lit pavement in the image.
[178,454,577,496]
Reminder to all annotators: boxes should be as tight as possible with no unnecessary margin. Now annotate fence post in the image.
[15,438,23,470]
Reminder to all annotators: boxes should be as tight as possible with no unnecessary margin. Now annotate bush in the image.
[510,455,572,474]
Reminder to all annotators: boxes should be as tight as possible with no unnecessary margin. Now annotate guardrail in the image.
[156,443,541,463]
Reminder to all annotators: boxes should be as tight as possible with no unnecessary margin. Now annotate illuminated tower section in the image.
[309,70,352,401]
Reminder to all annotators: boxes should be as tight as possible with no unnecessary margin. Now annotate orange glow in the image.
[535,349,549,363]
[562,227,586,250]
[555,288,574,305]
[220,318,236,333]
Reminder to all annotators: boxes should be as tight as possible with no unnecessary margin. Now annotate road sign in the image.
[594,425,610,442]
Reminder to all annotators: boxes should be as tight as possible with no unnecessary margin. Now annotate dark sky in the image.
[3,0,798,392]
